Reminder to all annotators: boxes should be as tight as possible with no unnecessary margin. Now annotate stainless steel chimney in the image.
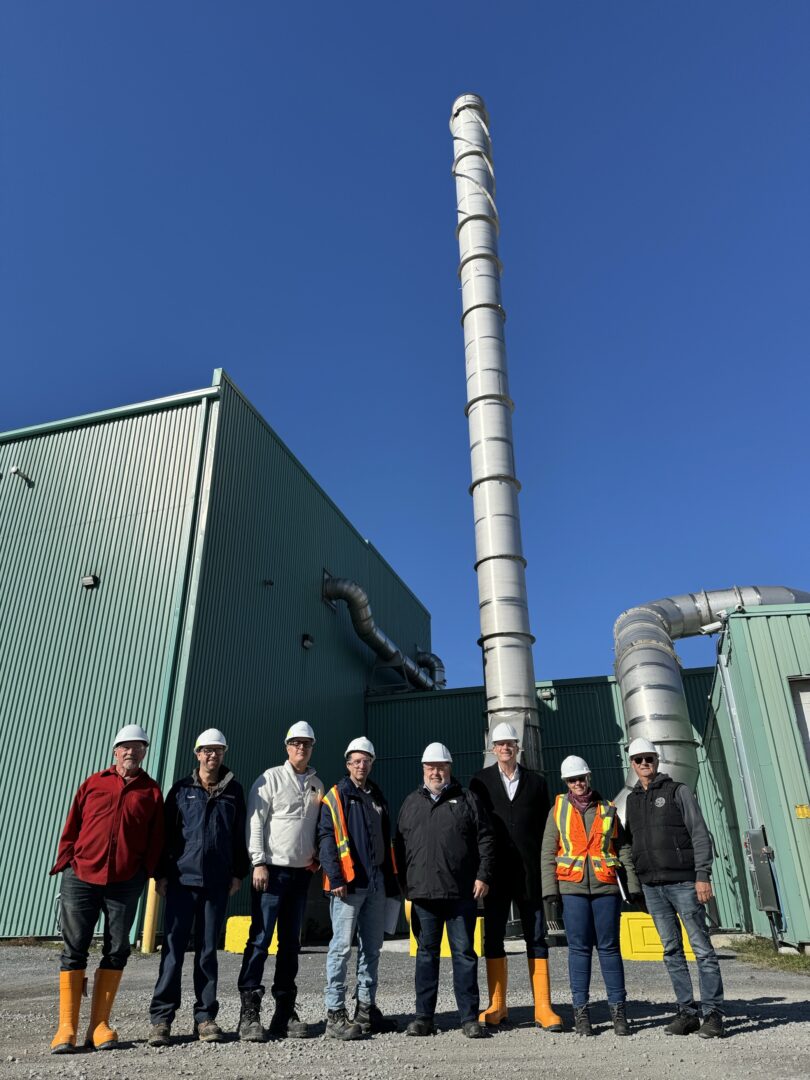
[450,93,540,766]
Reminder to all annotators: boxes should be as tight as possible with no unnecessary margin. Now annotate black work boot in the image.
[573,1005,593,1036]
[237,990,265,1042]
[664,1007,700,1036]
[405,1016,436,1036]
[609,1002,632,1036]
[324,1008,363,1041]
[269,1007,309,1039]
[353,1001,398,1034]
[698,1010,724,1039]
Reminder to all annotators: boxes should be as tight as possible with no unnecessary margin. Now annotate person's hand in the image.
[252,865,270,892]
[306,859,320,874]
[229,877,242,896]
[331,885,347,899]
[695,880,713,905]
[473,879,489,900]
[155,878,168,898]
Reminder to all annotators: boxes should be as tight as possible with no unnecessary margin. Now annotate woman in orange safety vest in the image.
[540,755,639,1038]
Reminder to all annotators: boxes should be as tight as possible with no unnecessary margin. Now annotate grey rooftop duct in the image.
[323,577,443,691]
[613,585,810,817]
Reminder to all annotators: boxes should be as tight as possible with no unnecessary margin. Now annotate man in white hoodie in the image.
[236,722,324,1041]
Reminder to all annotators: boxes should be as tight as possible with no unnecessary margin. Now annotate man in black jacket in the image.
[470,722,563,1031]
[623,737,724,1039]
[318,737,399,1040]
[148,728,250,1046]
[395,742,494,1040]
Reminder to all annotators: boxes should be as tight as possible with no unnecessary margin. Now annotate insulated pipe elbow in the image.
[416,651,447,690]
[323,577,439,692]
[613,585,810,818]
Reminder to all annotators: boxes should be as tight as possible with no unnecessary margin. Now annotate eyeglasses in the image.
[287,739,313,748]
[197,747,224,756]
[632,755,656,765]
[566,776,588,784]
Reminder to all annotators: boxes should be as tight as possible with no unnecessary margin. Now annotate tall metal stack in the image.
[449,93,540,767]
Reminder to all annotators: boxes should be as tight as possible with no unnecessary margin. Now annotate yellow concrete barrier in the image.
[225,915,278,955]
[620,911,695,961]
[405,899,484,957]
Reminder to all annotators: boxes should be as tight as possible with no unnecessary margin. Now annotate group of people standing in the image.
[48,718,725,1053]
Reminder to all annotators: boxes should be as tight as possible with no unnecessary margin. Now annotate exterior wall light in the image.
[81,575,100,589]
[301,633,315,650]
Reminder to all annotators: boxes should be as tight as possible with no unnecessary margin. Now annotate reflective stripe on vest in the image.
[553,794,621,884]
[322,786,356,891]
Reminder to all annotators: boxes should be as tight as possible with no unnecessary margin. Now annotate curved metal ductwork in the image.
[450,93,541,765]
[416,651,447,689]
[323,577,443,692]
[613,585,810,816]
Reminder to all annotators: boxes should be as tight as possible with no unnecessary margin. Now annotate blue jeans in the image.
[237,866,312,1009]
[483,892,548,959]
[150,882,230,1024]
[58,866,146,972]
[411,899,479,1024]
[642,882,724,1016]
[324,877,386,1010]
[562,893,625,1007]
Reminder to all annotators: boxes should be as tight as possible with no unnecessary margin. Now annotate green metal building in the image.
[0,371,432,938]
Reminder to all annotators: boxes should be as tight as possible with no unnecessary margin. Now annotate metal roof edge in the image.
[0,383,220,445]
[727,603,810,619]
[216,370,432,620]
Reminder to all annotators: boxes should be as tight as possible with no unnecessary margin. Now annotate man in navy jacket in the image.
[148,728,249,1046]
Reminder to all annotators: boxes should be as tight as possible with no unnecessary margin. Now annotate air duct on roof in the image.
[449,93,540,767]
[323,576,442,692]
[613,585,810,817]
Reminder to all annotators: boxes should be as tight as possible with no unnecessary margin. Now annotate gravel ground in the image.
[1,940,808,1080]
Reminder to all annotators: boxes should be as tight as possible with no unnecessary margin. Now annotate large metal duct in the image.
[323,577,442,691]
[614,585,810,816]
[450,93,540,765]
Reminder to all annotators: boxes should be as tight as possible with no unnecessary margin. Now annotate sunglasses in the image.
[288,739,313,748]
[632,755,656,765]
[566,776,588,784]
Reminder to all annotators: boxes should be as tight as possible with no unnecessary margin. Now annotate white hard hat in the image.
[628,737,658,758]
[421,742,452,764]
[490,722,520,744]
[560,755,591,779]
[285,721,316,744]
[113,725,149,748]
[195,728,228,751]
[345,737,375,760]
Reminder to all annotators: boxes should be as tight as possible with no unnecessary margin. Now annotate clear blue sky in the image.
[2,3,808,687]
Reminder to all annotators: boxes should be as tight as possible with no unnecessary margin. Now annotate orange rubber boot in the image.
[479,957,508,1026]
[527,957,564,1031]
[84,968,122,1049]
[50,970,85,1054]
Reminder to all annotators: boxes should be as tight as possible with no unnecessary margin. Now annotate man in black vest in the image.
[469,722,563,1032]
[623,737,724,1039]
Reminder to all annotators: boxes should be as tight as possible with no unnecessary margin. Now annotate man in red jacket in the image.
[49,724,164,1055]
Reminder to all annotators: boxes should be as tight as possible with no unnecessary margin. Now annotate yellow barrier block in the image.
[620,911,695,961]
[408,911,484,957]
[225,915,278,955]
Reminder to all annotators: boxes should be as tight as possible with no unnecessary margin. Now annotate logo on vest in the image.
[655,796,666,808]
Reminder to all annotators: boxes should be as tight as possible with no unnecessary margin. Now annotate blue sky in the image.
[2,3,808,688]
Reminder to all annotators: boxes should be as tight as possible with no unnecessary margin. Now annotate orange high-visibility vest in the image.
[553,794,621,884]
[322,786,356,891]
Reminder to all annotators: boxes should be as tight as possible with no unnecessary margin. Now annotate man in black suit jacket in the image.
[469,722,563,1032]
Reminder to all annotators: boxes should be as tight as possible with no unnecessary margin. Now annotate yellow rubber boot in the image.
[527,957,564,1031]
[85,968,122,1050]
[479,957,508,1026]
[50,970,85,1054]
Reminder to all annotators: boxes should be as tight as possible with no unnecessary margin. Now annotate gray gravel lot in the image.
[1,941,808,1080]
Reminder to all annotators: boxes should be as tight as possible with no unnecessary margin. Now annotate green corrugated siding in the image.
[0,400,208,936]
[368,670,715,822]
[705,607,810,944]
[171,376,433,923]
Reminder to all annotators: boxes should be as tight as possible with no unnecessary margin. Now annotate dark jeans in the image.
[411,898,479,1024]
[643,881,724,1016]
[149,881,230,1024]
[483,891,549,959]
[58,865,146,972]
[237,866,311,1010]
[562,893,625,1007]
